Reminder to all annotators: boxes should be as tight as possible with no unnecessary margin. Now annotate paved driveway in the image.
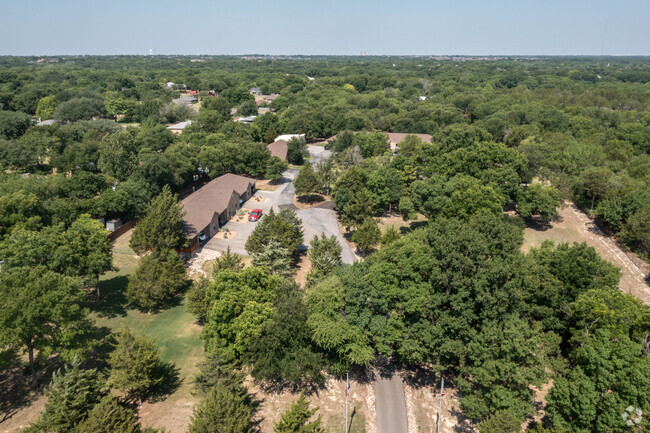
[203,145,355,264]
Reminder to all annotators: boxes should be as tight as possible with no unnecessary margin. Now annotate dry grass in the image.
[293,195,330,210]
[255,180,280,192]
[248,371,374,433]
[523,203,650,304]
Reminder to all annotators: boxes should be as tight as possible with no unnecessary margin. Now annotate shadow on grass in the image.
[92,275,129,318]
[148,362,182,403]
[296,194,326,204]
[0,350,38,424]
[525,214,563,232]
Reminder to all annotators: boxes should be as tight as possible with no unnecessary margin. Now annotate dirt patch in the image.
[139,397,195,433]
[232,208,253,223]
[250,195,267,204]
[402,375,475,433]
[294,254,312,287]
[293,195,330,210]
[247,370,374,433]
[214,229,237,240]
[523,203,650,304]
[255,180,280,192]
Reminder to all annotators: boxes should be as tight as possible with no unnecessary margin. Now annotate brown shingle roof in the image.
[267,140,288,161]
[181,174,256,238]
[385,132,433,144]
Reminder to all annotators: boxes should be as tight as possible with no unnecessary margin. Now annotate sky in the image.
[1,0,649,56]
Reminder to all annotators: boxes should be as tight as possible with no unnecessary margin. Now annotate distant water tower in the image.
[149,48,154,56]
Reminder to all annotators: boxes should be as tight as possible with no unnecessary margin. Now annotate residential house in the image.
[249,87,261,95]
[385,132,433,151]
[167,120,193,134]
[275,133,305,142]
[267,140,288,161]
[180,174,256,255]
[235,115,257,123]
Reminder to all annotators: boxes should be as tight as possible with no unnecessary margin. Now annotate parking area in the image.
[202,145,357,264]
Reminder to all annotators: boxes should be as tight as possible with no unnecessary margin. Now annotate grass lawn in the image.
[91,230,203,400]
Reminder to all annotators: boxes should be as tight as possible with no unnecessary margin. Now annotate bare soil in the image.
[247,370,375,433]
[523,203,650,304]
[294,254,312,287]
[402,374,475,433]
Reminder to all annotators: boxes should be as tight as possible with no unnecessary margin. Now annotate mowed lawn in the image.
[91,229,203,401]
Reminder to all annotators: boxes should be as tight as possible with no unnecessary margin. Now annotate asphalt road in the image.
[375,369,409,433]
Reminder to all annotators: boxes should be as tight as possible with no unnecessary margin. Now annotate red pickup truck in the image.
[248,209,263,222]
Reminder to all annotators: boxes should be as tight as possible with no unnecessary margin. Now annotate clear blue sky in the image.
[2,0,649,56]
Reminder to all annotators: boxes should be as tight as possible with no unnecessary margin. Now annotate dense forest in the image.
[0,56,649,432]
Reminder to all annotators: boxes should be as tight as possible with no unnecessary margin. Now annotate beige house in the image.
[180,174,256,255]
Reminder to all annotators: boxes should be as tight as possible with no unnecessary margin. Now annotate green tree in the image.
[287,136,308,165]
[622,206,650,255]
[546,330,650,433]
[0,110,33,139]
[518,183,561,221]
[477,410,522,433]
[264,124,278,144]
[0,190,44,237]
[130,185,187,254]
[245,208,304,257]
[63,214,114,298]
[294,163,320,202]
[266,156,289,183]
[366,167,404,212]
[27,360,106,433]
[380,225,401,246]
[238,99,258,117]
[188,383,253,433]
[108,328,164,405]
[0,267,88,387]
[274,392,323,433]
[203,267,283,361]
[36,95,58,120]
[76,396,141,433]
[126,248,187,312]
[187,277,210,324]
[351,218,380,255]
[247,282,325,386]
[578,167,611,211]
[252,238,294,277]
[53,97,106,122]
[307,234,342,285]
[98,130,138,181]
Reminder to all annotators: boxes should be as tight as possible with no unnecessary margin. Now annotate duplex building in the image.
[180,173,256,255]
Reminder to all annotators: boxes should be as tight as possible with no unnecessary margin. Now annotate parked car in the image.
[248,209,263,222]
[198,233,207,242]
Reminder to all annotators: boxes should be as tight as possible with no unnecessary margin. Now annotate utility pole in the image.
[436,377,444,433]
[345,372,350,433]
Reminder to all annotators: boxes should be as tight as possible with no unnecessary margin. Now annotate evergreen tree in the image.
[294,164,320,202]
[187,277,210,324]
[27,360,106,433]
[307,234,342,285]
[351,218,380,255]
[188,383,253,433]
[245,208,304,256]
[477,410,522,433]
[213,246,245,274]
[76,396,141,433]
[130,186,187,254]
[126,248,187,312]
[274,392,323,433]
[287,137,308,165]
[264,124,278,144]
[380,225,401,246]
[193,351,246,397]
[108,328,163,405]
[252,238,293,277]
